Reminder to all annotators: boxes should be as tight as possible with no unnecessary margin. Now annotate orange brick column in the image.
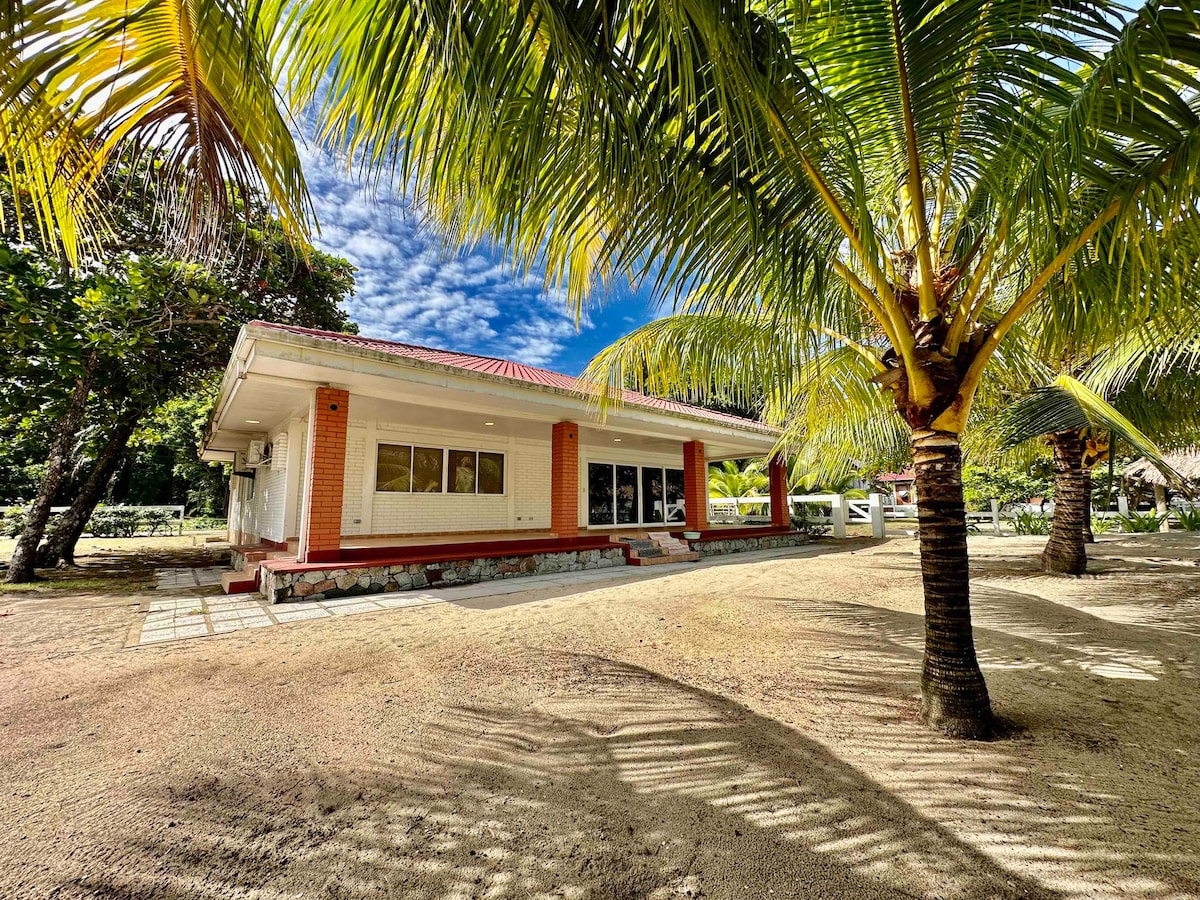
[683,440,708,532]
[297,387,349,563]
[769,457,790,527]
[551,421,579,537]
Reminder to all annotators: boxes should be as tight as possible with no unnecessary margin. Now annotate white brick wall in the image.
[367,421,546,534]
[513,437,551,528]
[341,430,366,535]
[246,409,575,539]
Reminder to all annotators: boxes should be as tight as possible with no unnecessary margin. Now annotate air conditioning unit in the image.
[246,440,272,467]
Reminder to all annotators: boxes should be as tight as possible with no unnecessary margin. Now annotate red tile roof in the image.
[876,470,915,482]
[250,321,773,433]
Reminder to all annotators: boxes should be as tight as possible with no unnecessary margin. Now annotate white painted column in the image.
[868,493,886,538]
[1117,495,1130,516]
[990,499,1001,535]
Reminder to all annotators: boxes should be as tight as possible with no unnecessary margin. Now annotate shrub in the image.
[791,504,831,538]
[1007,510,1051,535]
[86,507,145,538]
[1,507,27,538]
[1090,515,1116,535]
[1,507,62,538]
[185,516,228,532]
[1173,508,1200,532]
[1117,511,1168,534]
[141,508,178,536]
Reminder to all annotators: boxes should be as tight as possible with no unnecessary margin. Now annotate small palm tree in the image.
[708,460,769,499]
[991,332,1200,573]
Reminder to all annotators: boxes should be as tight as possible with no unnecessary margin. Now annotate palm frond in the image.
[1,0,310,259]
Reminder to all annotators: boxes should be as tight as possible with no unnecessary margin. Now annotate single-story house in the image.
[201,322,803,601]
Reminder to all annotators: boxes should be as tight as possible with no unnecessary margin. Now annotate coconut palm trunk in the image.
[911,428,994,738]
[1042,431,1089,574]
[1081,470,1095,543]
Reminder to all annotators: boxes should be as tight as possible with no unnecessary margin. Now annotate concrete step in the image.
[627,551,699,566]
[221,566,259,594]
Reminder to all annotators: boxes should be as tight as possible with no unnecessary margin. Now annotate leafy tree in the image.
[273,0,1200,737]
[0,246,246,578]
[961,463,1052,513]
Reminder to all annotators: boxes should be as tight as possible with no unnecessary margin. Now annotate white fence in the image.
[709,494,1003,538]
[0,504,187,536]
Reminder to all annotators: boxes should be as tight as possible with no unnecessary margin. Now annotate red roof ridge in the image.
[247,320,772,433]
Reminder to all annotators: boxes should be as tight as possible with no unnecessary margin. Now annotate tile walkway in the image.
[154,567,226,590]
[133,545,827,648]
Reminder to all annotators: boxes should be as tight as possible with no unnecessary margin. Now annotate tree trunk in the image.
[5,358,95,583]
[1081,470,1094,544]
[1042,431,1088,575]
[1154,485,1171,532]
[911,428,994,739]
[39,414,139,567]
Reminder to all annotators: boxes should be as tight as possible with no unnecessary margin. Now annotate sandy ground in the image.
[1,533,1197,900]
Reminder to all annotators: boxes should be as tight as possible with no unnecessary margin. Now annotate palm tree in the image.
[0,0,310,261]
[708,460,769,499]
[271,0,1199,737]
[992,328,1200,573]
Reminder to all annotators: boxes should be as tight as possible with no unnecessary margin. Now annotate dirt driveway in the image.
[1,534,1197,899]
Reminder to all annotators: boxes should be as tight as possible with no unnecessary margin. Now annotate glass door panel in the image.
[588,463,615,525]
[665,468,686,523]
[641,467,664,523]
[615,465,639,524]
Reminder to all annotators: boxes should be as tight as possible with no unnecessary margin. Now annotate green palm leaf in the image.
[1,0,311,259]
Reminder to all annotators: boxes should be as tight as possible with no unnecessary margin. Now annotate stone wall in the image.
[686,532,812,558]
[260,546,627,603]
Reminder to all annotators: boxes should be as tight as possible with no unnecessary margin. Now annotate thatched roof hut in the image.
[1123,449,1200,486]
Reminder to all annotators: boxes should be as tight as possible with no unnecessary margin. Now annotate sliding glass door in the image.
[589,462,686,527]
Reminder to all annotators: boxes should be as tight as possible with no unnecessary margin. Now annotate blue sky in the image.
[299,142,661,376]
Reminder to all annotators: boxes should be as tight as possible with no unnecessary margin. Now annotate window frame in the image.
[373,441,507,496]
[586,460,687,528]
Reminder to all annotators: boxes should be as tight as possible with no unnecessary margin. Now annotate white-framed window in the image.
[375,443,505,495]
[587,462,685,527]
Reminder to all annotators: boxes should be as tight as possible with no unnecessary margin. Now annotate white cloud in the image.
[297,142,590,367]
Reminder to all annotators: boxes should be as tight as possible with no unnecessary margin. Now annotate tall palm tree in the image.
[272,0,1199,737]
[0,0,311,261]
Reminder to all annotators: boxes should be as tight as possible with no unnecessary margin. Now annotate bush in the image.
[141,508,178,536]
[87,507,144,538]
[1173,508,1200,532]
[1117,511,1167,534]
[791,504,831,538]
[1090,515,1116,535]
[1,507,27,538]
[185,516,227,532]
[1007,510,1051,535]
[1,507,62,538]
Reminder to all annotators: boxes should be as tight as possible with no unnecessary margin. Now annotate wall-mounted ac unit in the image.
[246,440,272,467]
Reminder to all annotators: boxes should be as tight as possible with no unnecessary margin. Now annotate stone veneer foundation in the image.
[260,547,627,604]
[686,532,812,558]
